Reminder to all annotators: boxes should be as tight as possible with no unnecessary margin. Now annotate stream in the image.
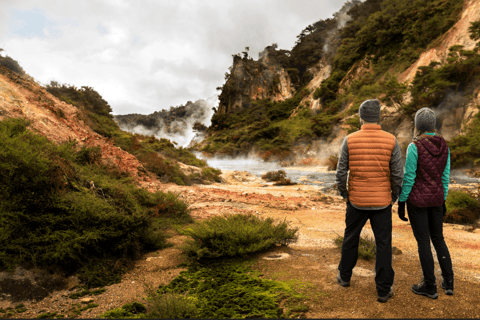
[196,154,480,193]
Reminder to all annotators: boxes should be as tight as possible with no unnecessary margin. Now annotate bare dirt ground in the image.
[5,170,480,319]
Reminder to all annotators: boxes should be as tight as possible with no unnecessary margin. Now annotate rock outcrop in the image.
[217,48,295,115]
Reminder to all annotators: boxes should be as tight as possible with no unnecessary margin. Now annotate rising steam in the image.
[114,95,218,147]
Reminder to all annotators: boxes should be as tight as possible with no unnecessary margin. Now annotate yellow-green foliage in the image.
[145,292,197,319]
[179,213,298,260]
[444,190,480,224]
[157,259,307,319]
[101,302,146,319]
[0,118,191,287]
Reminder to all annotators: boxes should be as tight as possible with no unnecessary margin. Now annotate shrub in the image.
[145,292,197,319]
[334,234,376,260]
[178,213,298,260]
[200,167,222,183]
[326,154,339,171]
[444,190,480,224]
[158,259,306,319]
[101,302,146,319]
[261,170,287,182]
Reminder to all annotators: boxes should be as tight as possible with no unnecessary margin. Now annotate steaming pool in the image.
[194,154,338,192]
[195,154,480,193]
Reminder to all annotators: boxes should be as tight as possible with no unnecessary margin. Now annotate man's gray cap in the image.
[359,99,381,122]
[415,107,436,131]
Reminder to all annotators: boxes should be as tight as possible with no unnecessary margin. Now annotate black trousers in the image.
[338,203,394,296]
[407,202,454,287]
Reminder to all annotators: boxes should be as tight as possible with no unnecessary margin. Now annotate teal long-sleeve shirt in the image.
[398,133,450,202]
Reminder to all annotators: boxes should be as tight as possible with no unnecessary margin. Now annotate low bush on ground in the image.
[262,170,287,182]
[444,190,480,224]
[261,170,296,185]
[334,234,376,260]
[0,118,192,287]
[178,213,298,260]
[100,302,147,319]
[156,259,307,319]
[144,291,197,319]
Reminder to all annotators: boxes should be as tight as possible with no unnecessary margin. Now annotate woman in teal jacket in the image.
[397,107,454,299]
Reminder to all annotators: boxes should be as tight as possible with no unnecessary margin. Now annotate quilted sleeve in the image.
[398,142,418,202]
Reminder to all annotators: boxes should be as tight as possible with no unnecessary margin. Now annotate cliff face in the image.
[217,48,295,115]
[210,0,480,163]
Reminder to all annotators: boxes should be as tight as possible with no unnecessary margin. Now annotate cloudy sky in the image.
[0,0,349,115]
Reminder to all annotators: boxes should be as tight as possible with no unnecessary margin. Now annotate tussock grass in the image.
[179,213,298,260]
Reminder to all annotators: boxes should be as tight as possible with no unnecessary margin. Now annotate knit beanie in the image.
[414,107,436,131]
[359,99,381,122]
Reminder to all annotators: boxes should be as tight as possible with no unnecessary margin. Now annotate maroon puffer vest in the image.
[408,135,448,207]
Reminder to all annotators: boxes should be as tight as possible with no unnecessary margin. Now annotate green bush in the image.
[179,213,298,260]
[158,259,305,319]
[444,190,480,224]
[0,118,191,287]
[101,302,146,319]
[334,234,376,260]
[146,292,197,319]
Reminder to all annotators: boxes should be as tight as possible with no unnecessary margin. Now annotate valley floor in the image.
[4,169,480,319]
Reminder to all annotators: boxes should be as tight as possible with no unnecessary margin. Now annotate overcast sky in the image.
[0,0,349,115]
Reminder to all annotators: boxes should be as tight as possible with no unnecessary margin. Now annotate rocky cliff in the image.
[201,0,480,165]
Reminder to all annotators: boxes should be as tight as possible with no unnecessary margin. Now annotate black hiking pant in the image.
[338,203,394,296]
[407,202,454,288]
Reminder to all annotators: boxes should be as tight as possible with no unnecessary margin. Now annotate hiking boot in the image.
[441,280,454,295]
[377,287,394,303]
[336,273,350,287]
[412,282,438,299]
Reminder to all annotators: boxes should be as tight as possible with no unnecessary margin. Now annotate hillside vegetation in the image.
[44,82,221,185]
[201,0,480,166]
[0,118,193,287]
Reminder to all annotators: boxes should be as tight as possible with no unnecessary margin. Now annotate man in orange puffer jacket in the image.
[335,99,404,303]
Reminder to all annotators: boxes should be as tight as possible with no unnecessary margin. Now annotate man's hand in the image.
[398,202,408,221]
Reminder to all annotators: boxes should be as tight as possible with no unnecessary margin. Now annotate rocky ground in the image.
[2,169,480,319]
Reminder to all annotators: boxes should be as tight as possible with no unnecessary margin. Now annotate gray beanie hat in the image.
[414,107,436,131]
[359,99,381,122]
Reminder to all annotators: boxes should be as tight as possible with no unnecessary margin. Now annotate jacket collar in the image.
[361,124,382,130]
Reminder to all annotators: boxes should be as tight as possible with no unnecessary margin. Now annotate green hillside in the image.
[199,0,480,166]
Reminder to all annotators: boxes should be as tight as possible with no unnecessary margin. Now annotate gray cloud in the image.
[1,0,350,115]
